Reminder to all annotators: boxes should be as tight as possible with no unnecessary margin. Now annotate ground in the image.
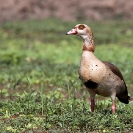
[0,0,133,22]
[0,19,133,132]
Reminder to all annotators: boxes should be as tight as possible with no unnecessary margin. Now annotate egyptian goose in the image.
[66,24,130,113]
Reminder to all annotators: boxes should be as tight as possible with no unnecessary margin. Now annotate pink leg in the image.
[90,99,95,112]
[112,102,116,113]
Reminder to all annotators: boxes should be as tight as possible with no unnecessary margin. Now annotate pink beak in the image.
[66,27,77,35]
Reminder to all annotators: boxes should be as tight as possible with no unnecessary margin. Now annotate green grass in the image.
[0,18,133,132]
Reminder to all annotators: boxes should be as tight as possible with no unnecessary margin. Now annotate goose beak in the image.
[66,28,77,35]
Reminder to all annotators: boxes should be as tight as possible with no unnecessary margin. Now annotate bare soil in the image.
[0,0,133,22]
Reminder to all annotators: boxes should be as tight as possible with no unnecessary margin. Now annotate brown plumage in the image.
[66,24,130,113]
[103,61,130,104]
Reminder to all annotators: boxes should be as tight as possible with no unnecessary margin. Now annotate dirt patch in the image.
[0,0,133,22]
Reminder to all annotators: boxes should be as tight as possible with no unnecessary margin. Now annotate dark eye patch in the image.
[78,24,85,30]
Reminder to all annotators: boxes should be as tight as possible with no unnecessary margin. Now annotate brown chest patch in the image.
[84,80,98,89]
[83,44,95,52]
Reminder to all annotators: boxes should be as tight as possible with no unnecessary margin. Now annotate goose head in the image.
[66,24,93,40]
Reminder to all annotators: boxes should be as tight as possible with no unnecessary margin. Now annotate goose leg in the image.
[111,94,116,113]
[112,101,116,113]
[91,99,95,112]
[89,92,96,112]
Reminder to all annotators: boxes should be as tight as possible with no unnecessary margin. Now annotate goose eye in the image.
[78,25,85,30]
